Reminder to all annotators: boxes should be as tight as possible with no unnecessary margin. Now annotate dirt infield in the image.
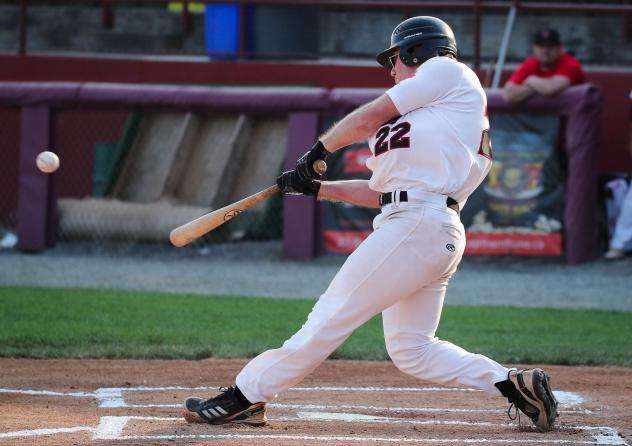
[0,359,630,446]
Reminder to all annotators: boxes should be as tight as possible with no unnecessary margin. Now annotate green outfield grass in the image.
[1,285,630,366]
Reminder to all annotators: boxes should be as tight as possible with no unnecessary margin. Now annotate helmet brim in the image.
[376,46,397,68]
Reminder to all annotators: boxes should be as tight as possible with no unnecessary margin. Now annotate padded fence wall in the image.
[0,82,601,263]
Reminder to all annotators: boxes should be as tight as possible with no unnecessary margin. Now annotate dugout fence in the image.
[0,82,601,263]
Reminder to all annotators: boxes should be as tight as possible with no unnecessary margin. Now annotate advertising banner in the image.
[462,113,564,256]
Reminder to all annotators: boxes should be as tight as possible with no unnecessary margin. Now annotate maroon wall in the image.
[0,107,20,227]
[585,71,631,173]
[52,108,129,199]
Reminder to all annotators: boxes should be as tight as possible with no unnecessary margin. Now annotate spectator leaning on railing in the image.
[503,29,585,104]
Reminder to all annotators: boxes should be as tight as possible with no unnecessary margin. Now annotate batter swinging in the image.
[183,16,559,432]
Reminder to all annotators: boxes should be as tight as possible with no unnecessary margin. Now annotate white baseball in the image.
[36,151,60,173]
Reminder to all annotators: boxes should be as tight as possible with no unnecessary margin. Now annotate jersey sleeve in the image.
[386,58,462,116]
[508,59,536,85]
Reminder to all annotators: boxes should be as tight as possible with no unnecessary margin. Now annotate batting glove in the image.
[276,171,321,196]
[295,141,330,182]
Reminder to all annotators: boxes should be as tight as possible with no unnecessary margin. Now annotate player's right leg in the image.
[183,386,267,426]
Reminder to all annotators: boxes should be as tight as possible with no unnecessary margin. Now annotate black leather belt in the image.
[379,191,460,214]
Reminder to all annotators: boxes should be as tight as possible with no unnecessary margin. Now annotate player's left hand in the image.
[295,141,330,182]
[276,171,321,196]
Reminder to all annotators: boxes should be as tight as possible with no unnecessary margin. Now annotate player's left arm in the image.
[320,94,400,152]
[524,75,571,96]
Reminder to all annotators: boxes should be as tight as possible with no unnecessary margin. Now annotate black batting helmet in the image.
[376,16,458,68]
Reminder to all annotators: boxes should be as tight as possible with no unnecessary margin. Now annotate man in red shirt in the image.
[503,29,585,103]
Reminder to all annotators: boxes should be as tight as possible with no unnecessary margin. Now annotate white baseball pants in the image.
[610,184,632,250]
[236,192,509,403]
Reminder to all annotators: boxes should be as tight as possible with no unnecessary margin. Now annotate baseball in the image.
[36,151,60,173]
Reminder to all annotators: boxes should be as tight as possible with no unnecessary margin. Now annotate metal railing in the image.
[15,0,632,67]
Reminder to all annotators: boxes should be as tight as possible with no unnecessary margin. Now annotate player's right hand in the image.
[276,171,321,196]
[295,141,330,182]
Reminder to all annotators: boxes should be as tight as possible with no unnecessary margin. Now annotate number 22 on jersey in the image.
[373,120,411,156]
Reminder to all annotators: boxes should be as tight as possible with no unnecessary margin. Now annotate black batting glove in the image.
[276,171,321,196]
[295,140,330,182]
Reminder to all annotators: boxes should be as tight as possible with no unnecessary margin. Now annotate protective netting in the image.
[3,106,286,250]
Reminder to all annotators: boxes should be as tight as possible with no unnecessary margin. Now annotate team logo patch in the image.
[446,244,456,252]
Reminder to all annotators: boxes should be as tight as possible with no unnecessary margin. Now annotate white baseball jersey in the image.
[367,56,493,204]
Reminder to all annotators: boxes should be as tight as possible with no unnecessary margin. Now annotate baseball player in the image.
[183,16,559,432]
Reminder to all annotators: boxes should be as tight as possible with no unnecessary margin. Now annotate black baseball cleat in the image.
[182,386,267,426]
[495,368,559,432]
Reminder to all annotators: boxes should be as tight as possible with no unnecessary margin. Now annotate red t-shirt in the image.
[508,53,585,85]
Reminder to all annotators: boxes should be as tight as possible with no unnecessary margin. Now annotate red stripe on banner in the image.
[464,232,563,256]
[324,230,371,253]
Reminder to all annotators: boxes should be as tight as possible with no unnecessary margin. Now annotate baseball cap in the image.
[533,29,561,46]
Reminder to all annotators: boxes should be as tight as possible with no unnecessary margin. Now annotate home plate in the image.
[555,391,585,407]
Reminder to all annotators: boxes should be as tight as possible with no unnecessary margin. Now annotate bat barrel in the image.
[168,161,327,248]
[169,184,281,247]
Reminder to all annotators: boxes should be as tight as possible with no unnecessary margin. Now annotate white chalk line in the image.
[0,388,93,398]
[275,402,592,415]
[0,426,94,438]
[92,416,174,440]
[287,412,502,427]
[291,386,481,392]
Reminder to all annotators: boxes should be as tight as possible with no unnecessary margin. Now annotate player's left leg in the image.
[382,279,558,431]
[382,279,508,394]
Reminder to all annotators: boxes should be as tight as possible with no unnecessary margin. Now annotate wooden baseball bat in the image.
[169,160,327,247]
